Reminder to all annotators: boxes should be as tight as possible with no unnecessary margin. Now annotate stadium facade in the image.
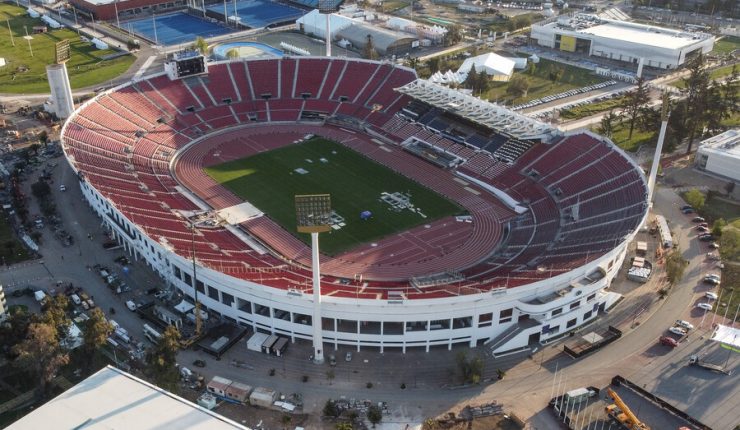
[61,57,648,354]
[531,14,714,69]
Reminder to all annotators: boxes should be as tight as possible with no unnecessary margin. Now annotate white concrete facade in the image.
[695,129,740,182]
[75,172,639,354]
[531,15,714,69]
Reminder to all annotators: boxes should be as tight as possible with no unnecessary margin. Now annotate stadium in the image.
[60,56,648,354]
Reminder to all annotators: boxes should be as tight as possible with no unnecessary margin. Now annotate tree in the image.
[665,249,687,285]
[427,57,440,74]
[12,323,70,399]
[621,77,650,140]
[323,399,339,418]
[367,404,383,428]
[682,54,711,153]
[362,34,379,60]
[507,75,530,98]
[0,305,31,349]
[38,131,48,146]
[464,67,478,92]
[526,61,536,76]
[513,14,532,29]
[192,36,208,55]
[598,110,621,139]
[719,226,739,262]
[145,324,181,389]
[226,48,239,59]
[455,351,484,384]
[81,308,112,369]
[547,66,564,84]
[40,294,71,341]
[712,219,727,237]
[684,188,705,210]
[443,24,462,46]
[31,179,51,199]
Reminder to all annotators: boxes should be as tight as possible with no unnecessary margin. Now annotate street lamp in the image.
[295,194,332,364]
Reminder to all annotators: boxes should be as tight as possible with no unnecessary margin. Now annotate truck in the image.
[688,355,733,375]
[604,388,650,430]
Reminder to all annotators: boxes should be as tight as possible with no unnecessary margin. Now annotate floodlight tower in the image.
[647,92,671,205]
[318,0,340,56]
[46,40,75,119]
[295,194,332,364]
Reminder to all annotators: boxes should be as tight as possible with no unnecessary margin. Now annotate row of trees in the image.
[3,298,113,400]
[609,55,738,152]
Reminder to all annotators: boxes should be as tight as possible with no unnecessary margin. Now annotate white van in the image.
[109,320,120,331]
[126,300,137,311]
[70,294,81,305]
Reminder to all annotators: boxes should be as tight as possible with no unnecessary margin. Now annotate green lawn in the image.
[205,138,464,255]
[484,58,605,105]
[0,212,30,264]
[600,121,656,152]
[712,36,740,55]
[716,263,739,324]
[0,2,135,93]
[559,96,626,120]
[669,63,738,89]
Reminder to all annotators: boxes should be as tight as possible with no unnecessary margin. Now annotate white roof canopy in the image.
[458,52,516,77]
[395,79,559,141]
[711,324,740,352]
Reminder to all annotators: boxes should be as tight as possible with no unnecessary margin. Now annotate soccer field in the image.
[204,138,464,255]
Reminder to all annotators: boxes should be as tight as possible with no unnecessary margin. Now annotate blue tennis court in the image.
[206,0,304,28]
[123,12,234,46]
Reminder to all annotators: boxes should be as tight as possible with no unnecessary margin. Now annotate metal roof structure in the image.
[336,22,416,54]
[7,366,252,430]
[395,79,560,141]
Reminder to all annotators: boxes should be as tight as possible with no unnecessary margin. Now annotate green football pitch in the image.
[204,138,464,255]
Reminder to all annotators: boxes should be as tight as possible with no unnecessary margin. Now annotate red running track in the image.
[174,123,515,281]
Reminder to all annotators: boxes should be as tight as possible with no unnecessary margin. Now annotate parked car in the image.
[669,326,688,336]
[705,273,720,281]
[703,277,720,286]
[698,222,708,227]
[675,320,694,330]
[329,355,337,366]
[699,235,715,242]
[660,336,679,348]
[682,208,695,214]
[126,300,138,311]
[345,352,353,362]
[705,292,719,300]
[680,205,693,211]
[695,226,709,233]
[59,184,66,192]
[192,359,206,368]
[706,252,721,261]
[692,216,705,223]
[696,303,713,311]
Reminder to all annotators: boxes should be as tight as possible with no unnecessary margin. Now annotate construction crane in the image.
[604,388,650,430]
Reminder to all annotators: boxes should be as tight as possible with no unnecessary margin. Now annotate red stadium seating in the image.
[62,58,646,300]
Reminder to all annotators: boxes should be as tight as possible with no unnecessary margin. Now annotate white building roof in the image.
[582,22,707,50]
[296,9,355,39]
[457,52,516,77]
[548,14,712,50]
[7,366,252,430]
[698,129,740,159]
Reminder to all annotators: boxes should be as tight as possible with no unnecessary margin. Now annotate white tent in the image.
[457,52,516,82]
[711,324,740,352]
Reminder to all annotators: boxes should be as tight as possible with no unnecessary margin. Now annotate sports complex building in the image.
[60,57,649,354]
[531,14,714,69]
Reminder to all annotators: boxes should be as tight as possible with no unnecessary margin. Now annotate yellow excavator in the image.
[604,388,650,430]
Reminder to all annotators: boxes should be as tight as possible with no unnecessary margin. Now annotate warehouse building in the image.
[694,129,740,183]
[531,14,714,69]
[7,366,251,430]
